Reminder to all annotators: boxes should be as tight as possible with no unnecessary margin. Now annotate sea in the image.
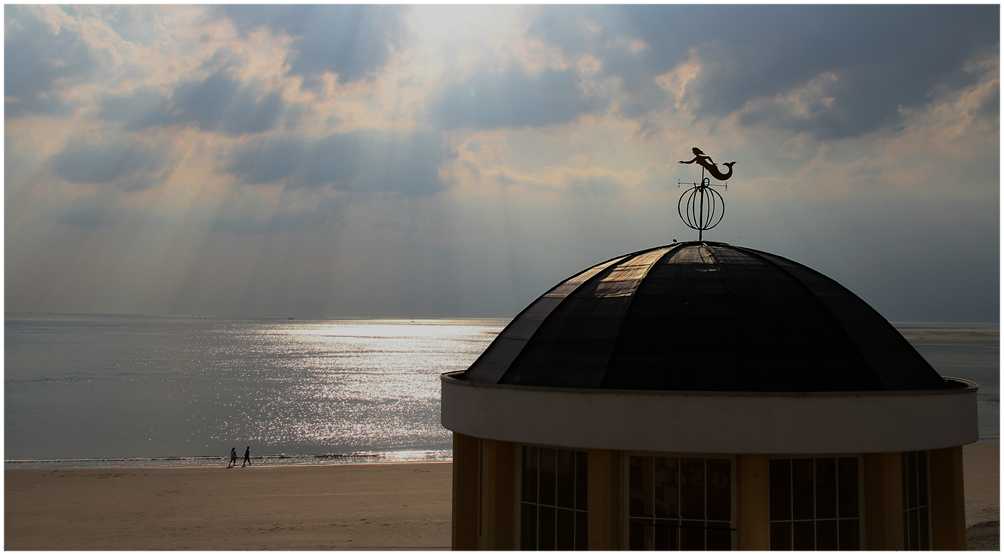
[4,315,998,468]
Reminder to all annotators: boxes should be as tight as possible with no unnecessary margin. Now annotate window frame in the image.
[620,451,737,550]
[514,444,590,550]
[902,450,932,550]
[766,454,867,550]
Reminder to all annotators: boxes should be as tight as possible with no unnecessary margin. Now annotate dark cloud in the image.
[5,7,99,117]
[218,5,405,86]
[51,138,169,191]
[430,67,603,129]
[530,5,999,138]
[100,67,285,135]
[227,131,449,195]
[99,88,168,128]
[227,136,305,184]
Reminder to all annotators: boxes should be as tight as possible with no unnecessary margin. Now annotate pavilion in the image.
[441,240,976,550]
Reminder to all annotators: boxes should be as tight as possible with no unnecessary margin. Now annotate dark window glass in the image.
[917,453,928,502]
[905,452,918,508]
[540,506,555,550]
[681,524,705,550]
[769,460,792,520]
[655,457,679,519]
[630,456,653,517]
[521,446,587,550]
[557,509,574,550]
[521,504,537,550]
[575,452,588,510]
[629,520,650,550]
[654,520,673,550]
[630,456,733,551]
[575,511,587,550]
[770,522,792,550]
[770,457,859,552]
[794,521,814,550]
[837,458,858,518]
[918,508,929,549]
[667,525,680,551]
[681,459,706,519]
[541,449,556,506]
[557,450,574,508]
[815,458,836,519]
[792,459,814,520]
[905,508,916,550]
[707,522,732,550]
[903,451,930,551]
[523,447,538,503]
[816,520,837,550]
[707,460,731,521]
[838,520,859,550]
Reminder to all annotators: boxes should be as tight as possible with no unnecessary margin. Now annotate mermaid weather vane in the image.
[677,146,735,241]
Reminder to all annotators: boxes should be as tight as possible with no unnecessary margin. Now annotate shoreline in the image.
[4,459,455,473]
[6,437,999,471]
[4,448,455,470]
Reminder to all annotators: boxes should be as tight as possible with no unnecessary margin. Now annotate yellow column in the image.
[479,439,496,549]
[495,441,517,549]
[863,453,904,549]
[479,440,516,549]
[929,447,966,550]
[736,455,769,550]
[587,450,620,549]
[452,433,480,550]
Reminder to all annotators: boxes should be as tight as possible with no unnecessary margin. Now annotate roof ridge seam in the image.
[738,246,943,386]
[599,243,687,387]
[495,243,671,384]
[729,245,881,382]
[463,254,625,381]
[705,244,781,389]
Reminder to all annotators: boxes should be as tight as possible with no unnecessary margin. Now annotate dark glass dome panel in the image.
[466,242,947,392]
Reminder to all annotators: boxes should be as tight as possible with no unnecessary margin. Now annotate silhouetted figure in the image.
[242,446,252,467]
[679,146,736,181]
[228,447,237,468]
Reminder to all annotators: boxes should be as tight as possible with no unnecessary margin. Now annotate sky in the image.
[4,5,1000,322]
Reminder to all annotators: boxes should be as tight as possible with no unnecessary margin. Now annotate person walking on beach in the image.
[228,447,237,468]
[242,446,252,467]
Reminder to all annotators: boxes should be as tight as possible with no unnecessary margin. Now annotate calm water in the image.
[4,316,998,467]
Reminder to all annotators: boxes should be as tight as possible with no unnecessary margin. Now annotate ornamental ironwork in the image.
[677,147,735,241]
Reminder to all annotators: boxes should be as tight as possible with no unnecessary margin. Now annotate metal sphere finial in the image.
[677,146,735,241]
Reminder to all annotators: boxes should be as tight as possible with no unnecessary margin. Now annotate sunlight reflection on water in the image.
[207,319,502,452]
[5,316,503,461]
[5,316,998,464]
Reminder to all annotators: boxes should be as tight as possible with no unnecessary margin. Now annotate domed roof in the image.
[465,241,949,392]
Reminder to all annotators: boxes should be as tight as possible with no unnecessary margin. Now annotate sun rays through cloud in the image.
[5,5,999,321]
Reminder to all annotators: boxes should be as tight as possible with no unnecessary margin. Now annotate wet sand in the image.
[4,441,999,550]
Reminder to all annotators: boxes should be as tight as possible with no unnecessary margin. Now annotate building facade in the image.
[441,242,977,550]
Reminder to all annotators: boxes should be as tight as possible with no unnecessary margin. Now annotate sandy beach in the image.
[5,462,452,550]
[5,441,999,550]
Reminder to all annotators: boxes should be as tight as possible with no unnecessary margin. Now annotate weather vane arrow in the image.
[676,146,736,241]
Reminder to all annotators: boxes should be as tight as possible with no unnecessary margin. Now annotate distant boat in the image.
[287,317,296,321]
